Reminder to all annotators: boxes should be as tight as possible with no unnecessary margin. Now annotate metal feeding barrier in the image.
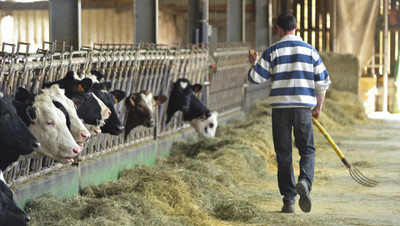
[1,41,264,187]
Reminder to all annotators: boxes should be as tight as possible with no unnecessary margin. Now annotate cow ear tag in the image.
[192,84,202,93]
[75,104,78,110]
[129,96,136,106]
[114,96,119,104]
[155,95,167,105]
[77,84,85,93]
[24,98,32,105]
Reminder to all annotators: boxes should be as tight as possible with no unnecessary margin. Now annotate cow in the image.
[43,71,111,136]
[0,91,39,171]
[85,70,126,135]
[15,92,81,164]
[166,78,218,138]
[124,90,168,140]
[0,176,30,226]
[90,81,126,135]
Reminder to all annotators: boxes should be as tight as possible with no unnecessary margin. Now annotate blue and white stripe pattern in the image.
[248,35,331,108]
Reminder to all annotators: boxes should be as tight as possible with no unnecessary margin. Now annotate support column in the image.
[134,0,158,43]
[255,0,271,50]
[49,0,81,50]
[227,0,244,42]
[383,0,388,112]
[188,0,209,45]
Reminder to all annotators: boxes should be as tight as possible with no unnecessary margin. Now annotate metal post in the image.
[383,0,388,112]
[199,0,208,45]
[227,0,244,42]
[49,0,81,50]
[188,0,209,45]
[134,0,158,43]
[255,0,270,50]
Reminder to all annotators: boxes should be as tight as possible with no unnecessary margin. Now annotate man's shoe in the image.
[296,180,312,213]
[281,203,295,213]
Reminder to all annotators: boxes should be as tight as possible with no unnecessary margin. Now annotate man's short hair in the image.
[277,13,297,32]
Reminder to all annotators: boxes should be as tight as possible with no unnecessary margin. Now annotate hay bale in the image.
[320,52,360,95]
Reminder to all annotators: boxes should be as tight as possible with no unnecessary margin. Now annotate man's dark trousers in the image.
[272,108,315,205]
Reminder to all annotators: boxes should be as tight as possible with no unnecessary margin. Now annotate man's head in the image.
[277,13,297,32]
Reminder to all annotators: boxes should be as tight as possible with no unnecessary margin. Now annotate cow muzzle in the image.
[144,120,155,127]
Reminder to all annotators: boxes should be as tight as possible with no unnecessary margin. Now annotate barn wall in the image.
[0,10,49,52]
[0,6,191,50]
[158,9,187,46]
[81,8,134,46]
[0,8,135,51]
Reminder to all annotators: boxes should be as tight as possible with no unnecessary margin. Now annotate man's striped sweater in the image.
[248,35,331,108]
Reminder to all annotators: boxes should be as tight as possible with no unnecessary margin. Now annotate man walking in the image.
[247,13,331,213]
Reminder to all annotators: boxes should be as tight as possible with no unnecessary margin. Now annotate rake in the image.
[312,117,378,187]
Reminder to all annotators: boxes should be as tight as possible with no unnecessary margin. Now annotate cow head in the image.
[0,91,39,171]
[87,71,126,135]
[166,78,203,124]
[189,111,218,138]
[166,78,218,138]
[0,179,30,226]
[41,85,91,148]
[28,93,81,164]
[89,82,125,135]
[124,90,168,140]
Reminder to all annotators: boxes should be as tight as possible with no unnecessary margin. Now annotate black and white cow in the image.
[166,78,218,138]
[14,91,81,164]
[86,70,126,135]
[0,91,39,171]
[124,90,168,140]
[0,176,30,226]
[90,81,126,135]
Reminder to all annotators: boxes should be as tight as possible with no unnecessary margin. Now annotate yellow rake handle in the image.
[312,117,345,160]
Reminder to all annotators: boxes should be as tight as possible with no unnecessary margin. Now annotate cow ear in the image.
[154,95,168,105]
[77,78,93,93]
[102,82,112,91]
[15,87,32,104]
[192,84,203,93]
[65,71,76,79]
[90,70,105,81]
[26,106,37,123]
[111,90,126,103]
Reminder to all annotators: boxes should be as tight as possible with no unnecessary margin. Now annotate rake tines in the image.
[349,166,378,187]
[312,117,378,187]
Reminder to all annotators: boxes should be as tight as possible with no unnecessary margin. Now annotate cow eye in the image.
[209,123,214,128]
[46,120,55,126]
